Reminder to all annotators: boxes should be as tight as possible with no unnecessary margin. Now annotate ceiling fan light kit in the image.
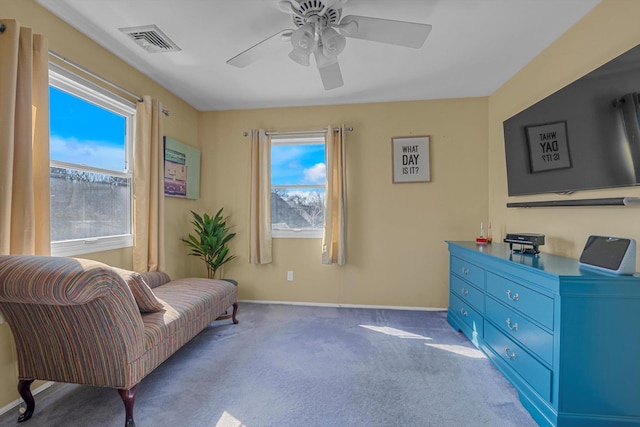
[288,23,315,65]
[321,27,346,56]
[227,0,432,91]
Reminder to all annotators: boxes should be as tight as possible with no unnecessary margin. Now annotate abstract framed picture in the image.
[164,136,200,199]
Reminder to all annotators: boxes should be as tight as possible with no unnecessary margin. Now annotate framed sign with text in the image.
[525,122,572,173]
[392,136,430,183]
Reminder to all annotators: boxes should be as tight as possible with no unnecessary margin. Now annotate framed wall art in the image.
[164,136,201,199]
[392,135,431,183]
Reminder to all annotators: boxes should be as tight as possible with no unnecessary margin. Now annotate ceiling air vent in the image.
[119,24,181,53]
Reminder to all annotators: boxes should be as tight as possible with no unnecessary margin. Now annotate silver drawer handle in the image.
[506,290,520,301]
[506,318,519,331]
[460,308,468,317]
[504,347,517,360]
[461,267,469,275]
[461,287,469,296]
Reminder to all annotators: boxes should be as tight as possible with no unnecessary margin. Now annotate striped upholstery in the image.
[0,255,237,390]
[111,267,165,313]
[139,271,172,289]
[0,256,123,305]
[137,278,237,371]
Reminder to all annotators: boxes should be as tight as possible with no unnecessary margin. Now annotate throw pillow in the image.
[138,271,171,289]
[112,267,165,313]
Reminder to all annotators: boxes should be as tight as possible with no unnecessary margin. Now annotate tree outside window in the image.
[271,135,325,238]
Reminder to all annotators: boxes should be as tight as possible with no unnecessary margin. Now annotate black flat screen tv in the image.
[503,44,640,196]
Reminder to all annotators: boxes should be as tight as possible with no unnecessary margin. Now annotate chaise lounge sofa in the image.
[0,255,238,427]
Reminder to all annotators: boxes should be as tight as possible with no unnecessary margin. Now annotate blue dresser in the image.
[447,241,640,427]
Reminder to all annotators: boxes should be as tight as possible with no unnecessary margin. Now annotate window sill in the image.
[272,229,322,239]
[51,235,133,256]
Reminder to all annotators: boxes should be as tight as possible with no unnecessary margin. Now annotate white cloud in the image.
[50,135,125,171]
[304,163,326,184]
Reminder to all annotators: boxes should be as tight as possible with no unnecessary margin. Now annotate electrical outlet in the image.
[287,271,294,281]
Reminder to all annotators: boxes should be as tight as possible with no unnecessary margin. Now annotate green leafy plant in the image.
[182,208,237,279]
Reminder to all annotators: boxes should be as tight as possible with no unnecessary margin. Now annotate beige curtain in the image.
[133,96,165,272]
[248,129,272,264]
[322,125,347,265]
[0,20,50,257]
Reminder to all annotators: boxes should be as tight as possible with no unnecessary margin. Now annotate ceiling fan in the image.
[226,0,432,90]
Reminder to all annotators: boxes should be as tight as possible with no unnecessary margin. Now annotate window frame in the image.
[271,134,326,239]
[49,63,136,256]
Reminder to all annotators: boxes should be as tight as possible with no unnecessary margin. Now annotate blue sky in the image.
[49,86,126,171]
[50,86,326,184]
[271,143,325,186]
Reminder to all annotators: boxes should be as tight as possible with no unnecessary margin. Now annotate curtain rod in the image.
[242,127,353,137]
[48,50,170,116]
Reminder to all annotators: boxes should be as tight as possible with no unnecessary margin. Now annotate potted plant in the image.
[182,208,237,279]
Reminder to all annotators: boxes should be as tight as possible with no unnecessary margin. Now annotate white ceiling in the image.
[37,0,601,111]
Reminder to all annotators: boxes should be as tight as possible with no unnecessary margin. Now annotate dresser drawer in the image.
[484,322,552,402]
[450,256,485,289]
[449,292,484,338]
[486,272,554,330]
[450,274,484,311]
[485,297,553,365]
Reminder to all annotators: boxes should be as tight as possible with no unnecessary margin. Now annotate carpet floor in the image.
[0,303,538,427]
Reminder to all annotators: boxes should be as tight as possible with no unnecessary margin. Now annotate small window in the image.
[49,64,135,256]
[271,134,326,238]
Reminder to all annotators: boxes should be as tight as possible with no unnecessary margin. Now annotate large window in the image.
[49,64,135,256]
[271,134,326,238]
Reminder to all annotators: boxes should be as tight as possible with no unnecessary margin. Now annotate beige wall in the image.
[0,0,201,410]
[200,99,489,308]
[2,0,636,416]
[489,0,640,260]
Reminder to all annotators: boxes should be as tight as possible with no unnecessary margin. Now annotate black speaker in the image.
[579,235,636,275]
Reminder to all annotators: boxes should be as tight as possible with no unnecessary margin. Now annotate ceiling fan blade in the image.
[318,0,348,16]
[338,15,432,49]
[313,50,343,90]
[226,29,293,68]
[278,1,304,18]
[318,62,343,90]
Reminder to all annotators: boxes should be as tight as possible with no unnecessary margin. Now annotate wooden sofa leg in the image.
[17,379,35,423]
[232,302,239,324]
[117,385,138,427]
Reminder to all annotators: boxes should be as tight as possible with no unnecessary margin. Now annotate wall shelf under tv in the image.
[507,197,640,208]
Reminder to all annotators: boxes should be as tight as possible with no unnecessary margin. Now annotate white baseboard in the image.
[239,299,446,311]
[0,381,54,417]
